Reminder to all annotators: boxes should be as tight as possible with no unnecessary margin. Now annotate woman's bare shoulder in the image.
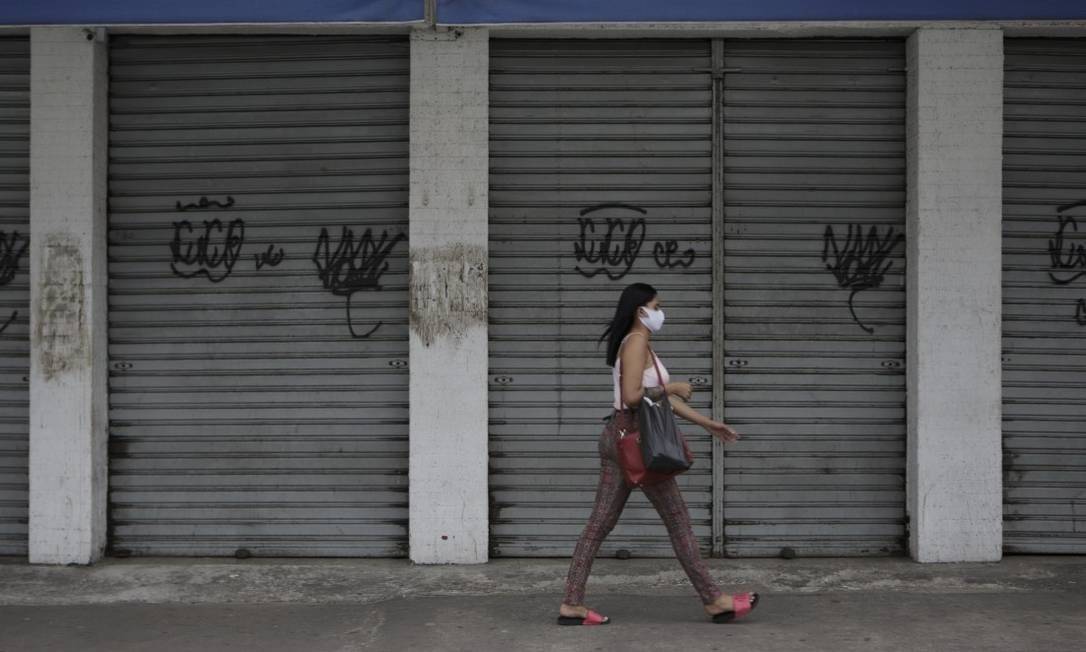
[619,333,649,364]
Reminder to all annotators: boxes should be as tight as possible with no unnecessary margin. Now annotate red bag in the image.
[614,410,694,488]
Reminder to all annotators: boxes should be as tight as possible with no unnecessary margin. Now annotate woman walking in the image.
[556,282,759,625]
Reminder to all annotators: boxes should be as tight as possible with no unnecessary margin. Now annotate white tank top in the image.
[613,333,669,410]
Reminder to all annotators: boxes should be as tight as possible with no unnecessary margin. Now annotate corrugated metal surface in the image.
[488,39,715,557]
[721,39,907,556]
[107,35,410,556]
[0,37,28,557]
[1003,38,1086,554]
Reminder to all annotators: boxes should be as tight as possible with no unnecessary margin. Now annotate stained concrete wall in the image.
[906,28,1004,562]
[27,27,109,564]
[408,27,490,563]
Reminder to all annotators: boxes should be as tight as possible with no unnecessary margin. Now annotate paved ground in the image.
[1,555,1084,651]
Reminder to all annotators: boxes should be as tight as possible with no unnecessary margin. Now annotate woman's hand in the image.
[705,419,740,443]
[665,381,693,401]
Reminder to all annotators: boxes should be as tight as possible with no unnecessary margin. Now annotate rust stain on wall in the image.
[36,234,87,380]
[409,243,487,347]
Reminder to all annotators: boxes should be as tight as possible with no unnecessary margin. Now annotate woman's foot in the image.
[705,592,759,622]
[559,603,593,618]
[703,593,734,616]
[557,602,610,626]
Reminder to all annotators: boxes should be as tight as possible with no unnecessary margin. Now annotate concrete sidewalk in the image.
[1,555,1084,651]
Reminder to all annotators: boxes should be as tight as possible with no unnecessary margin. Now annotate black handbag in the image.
[638,347,694,473]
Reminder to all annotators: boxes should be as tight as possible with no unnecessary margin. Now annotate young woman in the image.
[556,282,760,626]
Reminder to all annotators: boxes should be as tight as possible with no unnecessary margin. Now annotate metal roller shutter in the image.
[0,37,29,557]
[107,35,410,556]
[1003,38,1086,554]
[721,39,907,556]
[488,39,715,557]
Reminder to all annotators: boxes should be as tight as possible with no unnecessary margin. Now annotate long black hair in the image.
[599,282,657,367]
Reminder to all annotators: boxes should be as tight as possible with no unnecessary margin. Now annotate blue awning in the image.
[1,1,424,25]
[436,0,1086,23]
[6,1,1085,28]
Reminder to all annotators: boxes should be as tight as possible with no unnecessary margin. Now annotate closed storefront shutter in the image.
[488,39,715,556]
[0,36,28,557]
[1003,38,1086,554]
[107,35,410,556]
[721,39,908,556]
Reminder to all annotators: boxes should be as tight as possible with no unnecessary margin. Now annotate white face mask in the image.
[638,306,665,332]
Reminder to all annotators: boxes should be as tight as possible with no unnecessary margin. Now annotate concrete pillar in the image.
[27,27,110,564]
[408,27,489,563]
[905,28,1003,562]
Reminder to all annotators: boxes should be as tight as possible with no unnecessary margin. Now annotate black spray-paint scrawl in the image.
[312,226,406,338]
[822,224,904,334]
[0,231,29,334]
[1049,200,1086,326]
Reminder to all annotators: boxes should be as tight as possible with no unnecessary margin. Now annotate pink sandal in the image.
[557,608,611,626]
[711,592,759,623]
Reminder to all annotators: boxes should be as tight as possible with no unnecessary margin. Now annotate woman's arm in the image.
[665,393,711,428]
[619,339,738,441]
[667,394,741,443]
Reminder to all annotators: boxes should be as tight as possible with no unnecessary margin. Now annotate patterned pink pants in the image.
[562,409,724,606]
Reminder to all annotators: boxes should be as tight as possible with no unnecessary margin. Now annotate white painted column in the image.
[408,27,489,563]
[27,27,110,564]
[906,28,1003,562]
